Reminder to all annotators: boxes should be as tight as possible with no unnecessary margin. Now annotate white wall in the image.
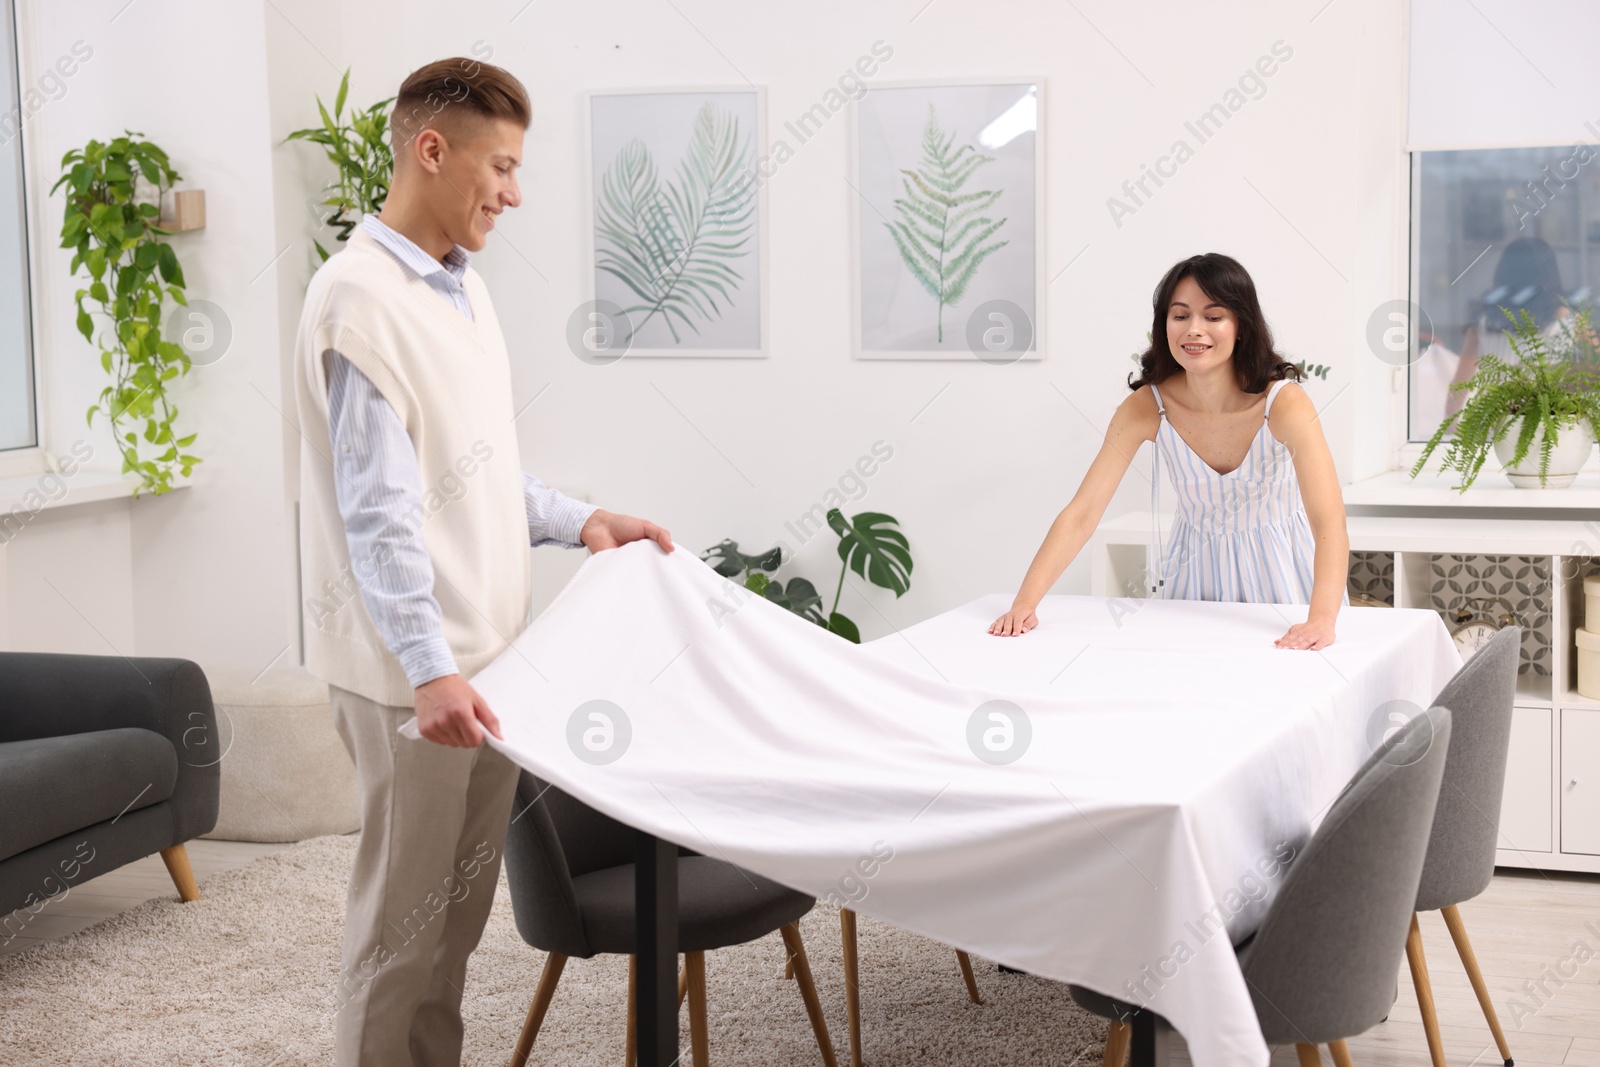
[7,0,1414,659]
[6,0,292,672]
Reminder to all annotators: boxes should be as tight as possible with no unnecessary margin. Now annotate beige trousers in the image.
[328,684,521,1067]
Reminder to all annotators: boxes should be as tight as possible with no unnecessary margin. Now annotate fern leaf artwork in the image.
[595,101,757,345]
[885,103,1010,342]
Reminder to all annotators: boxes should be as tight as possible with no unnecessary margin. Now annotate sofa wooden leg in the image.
[955,950,983,1004]
[159,844,199,902]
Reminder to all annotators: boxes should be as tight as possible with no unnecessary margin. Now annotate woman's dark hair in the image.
[1127,252,1301,394]
[1482,236,1564,332]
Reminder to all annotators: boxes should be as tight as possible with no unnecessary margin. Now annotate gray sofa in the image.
[0,652,219,926]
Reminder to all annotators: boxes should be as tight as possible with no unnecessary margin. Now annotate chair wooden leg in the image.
[955,950,983,1004]
[1328,1039,1355,1067]
[1294,1044,1321,1067]
[625,954,636,1067]
[1104,1019,1132,1067]
[840,909,863,1067]
[686,951,709,1067]
[158,844,199,902]
[781,921,839,1067]
[1442,904,1514,1066]
[510,952,567,1067]
[1405,913,1448,1067]
[679,961,689,1010]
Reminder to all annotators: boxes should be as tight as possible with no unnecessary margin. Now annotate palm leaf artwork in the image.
[595,102,757,345]
[886,103,1010,342]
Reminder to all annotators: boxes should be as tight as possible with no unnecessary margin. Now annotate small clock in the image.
[1449,597,1519,660]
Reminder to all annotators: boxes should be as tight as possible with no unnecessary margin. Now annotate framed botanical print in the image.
[851,78,1044,362]
[583,87,768,359]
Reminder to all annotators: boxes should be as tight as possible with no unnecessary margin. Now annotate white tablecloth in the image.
[456,540,1461,1067]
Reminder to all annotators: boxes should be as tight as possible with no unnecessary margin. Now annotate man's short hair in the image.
[391,57,530,153]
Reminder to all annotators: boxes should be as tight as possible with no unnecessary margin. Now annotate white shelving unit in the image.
[1091,510,1600,875]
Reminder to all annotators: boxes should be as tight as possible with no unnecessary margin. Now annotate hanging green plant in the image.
[285,68,395,261]
[52,129,198,495]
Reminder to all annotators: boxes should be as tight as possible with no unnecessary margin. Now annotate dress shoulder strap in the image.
[1262,378,1293,419]
[1148,382,1166,417]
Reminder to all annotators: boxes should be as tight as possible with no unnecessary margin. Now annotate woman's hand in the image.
[1275,618,1335,650]
[989,608,1038,637]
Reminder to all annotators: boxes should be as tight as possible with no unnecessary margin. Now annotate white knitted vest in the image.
[293,227,529,708]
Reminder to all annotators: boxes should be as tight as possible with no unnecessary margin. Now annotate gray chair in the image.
[1,652,219,932]
[1074,706,1453,1067]
[1407,627,1520,1067]
[501,770,838,1067]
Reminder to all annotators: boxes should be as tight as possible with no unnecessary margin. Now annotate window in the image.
[1408,146,1599,443]
[0,0,35,453]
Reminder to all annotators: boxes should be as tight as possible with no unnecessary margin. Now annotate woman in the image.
[989,253,1348,650]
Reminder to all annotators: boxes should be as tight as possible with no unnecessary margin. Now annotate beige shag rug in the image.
[0,834,1108,1065]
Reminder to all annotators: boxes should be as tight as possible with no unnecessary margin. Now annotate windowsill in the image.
[1345,468,1600,510]
[0,470,188,515]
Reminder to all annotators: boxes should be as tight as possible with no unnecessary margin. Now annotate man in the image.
[293,57,673,1066]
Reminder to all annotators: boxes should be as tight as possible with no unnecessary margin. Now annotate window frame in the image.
[0,0,43,479]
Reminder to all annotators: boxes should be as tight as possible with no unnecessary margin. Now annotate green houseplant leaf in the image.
[885,103,1010,343]
[827,508,912,596]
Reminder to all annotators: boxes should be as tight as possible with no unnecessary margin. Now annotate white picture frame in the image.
[850,78,1045,362]
[582,86,769,359]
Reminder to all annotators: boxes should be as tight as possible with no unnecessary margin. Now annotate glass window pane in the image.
[0,0,35,452]
[1409,146,1598,442]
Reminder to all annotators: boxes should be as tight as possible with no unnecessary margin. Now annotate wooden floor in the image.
[3,844,1597,1065]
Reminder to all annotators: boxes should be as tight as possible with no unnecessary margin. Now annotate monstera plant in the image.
[702,509,912,644]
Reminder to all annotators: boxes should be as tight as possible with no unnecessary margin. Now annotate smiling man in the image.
[292,58,673,1066]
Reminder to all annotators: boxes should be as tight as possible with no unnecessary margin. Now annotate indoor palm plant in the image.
[285,68,394,261]
[702,509,912,643]
[1412,307,1600,489]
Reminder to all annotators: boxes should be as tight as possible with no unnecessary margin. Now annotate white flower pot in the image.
[1493,417,1595,487]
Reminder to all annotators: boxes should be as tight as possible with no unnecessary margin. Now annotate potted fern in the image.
[1412,307,1600,489]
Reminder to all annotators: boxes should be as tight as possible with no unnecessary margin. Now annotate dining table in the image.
[456,540,1463,1067]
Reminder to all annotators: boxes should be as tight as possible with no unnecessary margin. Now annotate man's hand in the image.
[414,674,502,747]
[580,508,674,553]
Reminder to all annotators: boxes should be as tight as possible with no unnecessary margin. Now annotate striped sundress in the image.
[1147,379,1332,605]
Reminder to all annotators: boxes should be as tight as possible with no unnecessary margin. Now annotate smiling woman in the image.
[991,252,1349,650]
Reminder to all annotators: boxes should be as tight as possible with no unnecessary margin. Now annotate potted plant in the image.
[1412,307,1600,489]
[52,130,199,495]
[284,69,394,261]
[702,509,912,643]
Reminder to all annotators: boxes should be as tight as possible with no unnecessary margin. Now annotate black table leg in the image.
[635,831,679,1067]
[1129,1010,1174,1067]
